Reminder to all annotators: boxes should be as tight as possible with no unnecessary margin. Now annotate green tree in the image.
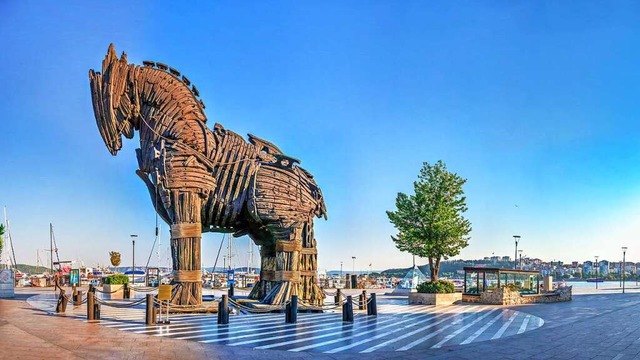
[386,160,472,281]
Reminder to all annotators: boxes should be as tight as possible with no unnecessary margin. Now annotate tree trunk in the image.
[429,257,441,281]
[428,257,435,281]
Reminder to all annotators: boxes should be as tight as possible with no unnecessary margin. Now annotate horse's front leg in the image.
[167,190,203,306]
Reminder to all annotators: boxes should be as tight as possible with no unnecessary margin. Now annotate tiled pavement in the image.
[4,287,640,359]
[27,293,543,353]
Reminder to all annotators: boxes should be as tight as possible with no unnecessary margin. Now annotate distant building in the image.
[583,261,594,275]
[501,256,511,262]
[598,260,609,275]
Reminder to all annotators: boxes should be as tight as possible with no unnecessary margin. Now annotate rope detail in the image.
[173,270,202,282]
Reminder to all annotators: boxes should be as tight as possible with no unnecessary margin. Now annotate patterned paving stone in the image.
[28,293,544,354]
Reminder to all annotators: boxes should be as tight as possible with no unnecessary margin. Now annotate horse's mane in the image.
[139,60,207,112]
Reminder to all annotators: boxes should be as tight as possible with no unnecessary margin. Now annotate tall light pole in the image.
[513,235,521,270]
[622,247,627,294]
[131,234,138,286]
[340,261,343,285]
[518,249,523,270]
[595,256,599,290]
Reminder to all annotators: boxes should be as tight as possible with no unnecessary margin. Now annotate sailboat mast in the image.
[157,225,161,268]
[7,219,17,270]
[228,236,233,270]
[2,207,6,270]
[50,223,53,275]
[248,239,253,274]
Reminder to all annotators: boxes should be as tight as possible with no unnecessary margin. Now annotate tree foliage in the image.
[386,160,471,281]
[417,279,455,294]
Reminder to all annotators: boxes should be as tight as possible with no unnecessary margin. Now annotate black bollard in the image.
[367,293,377,316]
[74,290,83,306]
[342,295,354,322]
[218,294,229,324]
[286,295,298,324]
[61,290,68,313]
[228,283,234,298]
[360,290,368,311]
[94,303,101,320]
[72,285,77,298]
[56,289,67,313]
[335,289,343,306]
[145,294,155,325]
[89,283,95,293]
[123,283,130,299]
[87,292,95,320]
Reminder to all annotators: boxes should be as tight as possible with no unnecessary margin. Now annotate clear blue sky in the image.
[2,2,640,271]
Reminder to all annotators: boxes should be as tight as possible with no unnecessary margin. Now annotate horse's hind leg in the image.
[299,220,324,306]
[249,221,324,306]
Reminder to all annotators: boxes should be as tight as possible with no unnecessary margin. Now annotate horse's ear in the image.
[103,43,118,73]
[106,43,117,62]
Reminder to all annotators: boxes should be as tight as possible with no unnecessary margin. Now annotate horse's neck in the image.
[134,66,208,151]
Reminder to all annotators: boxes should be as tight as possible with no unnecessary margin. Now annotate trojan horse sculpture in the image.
[89,44,327,306]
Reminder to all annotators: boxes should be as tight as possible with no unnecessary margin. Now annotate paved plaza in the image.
[4,286,640,359]
[27,292,543,353]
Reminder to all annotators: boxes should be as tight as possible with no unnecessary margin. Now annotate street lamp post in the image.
[513,235,521,270]
[518,250,523,270]
[131,235,138,286]
[595,256,599,290]
[622,247,627,294]
[340,261,343,286]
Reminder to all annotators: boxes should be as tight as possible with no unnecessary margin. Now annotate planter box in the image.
[102,284,134,300]
[408,292,462,306]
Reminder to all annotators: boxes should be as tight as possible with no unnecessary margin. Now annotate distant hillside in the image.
[7,264,259,274]
[10,264,48,274]
[381,259,516,278]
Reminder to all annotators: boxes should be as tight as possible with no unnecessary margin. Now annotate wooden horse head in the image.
[88,44,138,155]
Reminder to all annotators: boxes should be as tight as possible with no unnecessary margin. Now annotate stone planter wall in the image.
[408,292,462,306]
[102,284,134,300]
[473,286,572,305]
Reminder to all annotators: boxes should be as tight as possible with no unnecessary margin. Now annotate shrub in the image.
[104,274,129,285]
[502,283,519,292]
[417,280,455,294]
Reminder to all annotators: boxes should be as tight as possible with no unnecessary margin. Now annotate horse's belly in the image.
[250,164,317,227]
